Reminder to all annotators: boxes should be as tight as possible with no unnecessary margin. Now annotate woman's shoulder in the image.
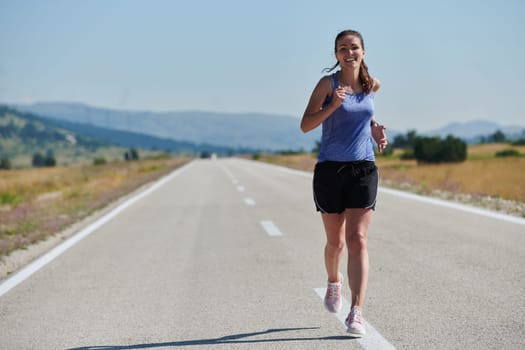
[320,72,337,82]
[319,73,337,90]
[314,74,336,93]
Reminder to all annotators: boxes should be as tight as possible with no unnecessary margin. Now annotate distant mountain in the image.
[0,106,249,168]
[423,120,525,142]
[38,117,254,155]
[388,120,525,144]
[0,105,110,165]
[13,102,321,152]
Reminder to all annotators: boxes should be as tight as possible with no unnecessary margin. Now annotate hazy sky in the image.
[1,0,523,131]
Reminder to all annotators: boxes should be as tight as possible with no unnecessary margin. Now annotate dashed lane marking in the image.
[260,220,283,236]
[244,197,256,206]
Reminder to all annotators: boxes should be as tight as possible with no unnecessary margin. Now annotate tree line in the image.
[0,148,141,170]
[389,130,467,163]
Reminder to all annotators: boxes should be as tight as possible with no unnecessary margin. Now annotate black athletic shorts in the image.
[313,160,378,213]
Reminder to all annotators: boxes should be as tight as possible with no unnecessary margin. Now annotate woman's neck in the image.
[339,69,359,85]
[338,69,361,91]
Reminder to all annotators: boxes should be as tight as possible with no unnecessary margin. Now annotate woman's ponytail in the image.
[359,60,373,94]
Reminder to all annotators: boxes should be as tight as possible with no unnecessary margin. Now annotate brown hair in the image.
[323,29,373,94]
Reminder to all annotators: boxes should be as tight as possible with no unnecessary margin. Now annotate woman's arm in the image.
[370,78,387,152]
[371,117,388,152]
[300,77,344,133]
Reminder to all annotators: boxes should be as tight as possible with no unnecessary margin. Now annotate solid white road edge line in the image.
[314,288,396,350]
[0,161,195,298]
[245,159,525,226]
[260,220,283,236]
[378,187,525,225]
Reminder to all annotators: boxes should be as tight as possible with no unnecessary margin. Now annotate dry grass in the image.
[377,157,525,200]
[0,157,191,257]
[467,143,525,159]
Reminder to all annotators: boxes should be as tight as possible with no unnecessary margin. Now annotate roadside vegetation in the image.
[0,155,191,257]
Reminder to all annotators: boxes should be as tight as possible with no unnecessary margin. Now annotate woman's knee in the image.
[346,232,367,252]
[326,236,345,254]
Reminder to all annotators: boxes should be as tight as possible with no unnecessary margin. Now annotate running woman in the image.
[300,29,387,337]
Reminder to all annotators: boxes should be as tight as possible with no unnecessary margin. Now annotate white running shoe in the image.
[345,306,366,337]
[323,273,343,313]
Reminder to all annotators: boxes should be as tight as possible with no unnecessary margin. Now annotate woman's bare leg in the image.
[344,208,373,308]
[321,213,346,282]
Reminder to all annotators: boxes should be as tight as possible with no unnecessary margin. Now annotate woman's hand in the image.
[331,86,346,109]
[371,122,388,152]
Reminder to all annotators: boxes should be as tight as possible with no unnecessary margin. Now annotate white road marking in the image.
[237,185,245,192]
[379,187,525,226]
[260,220,283,236]
[0,162,194,298]
[244,197,256,206]
[314,288,396,350]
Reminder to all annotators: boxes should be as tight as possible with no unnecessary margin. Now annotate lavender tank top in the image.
[317,72,376,162]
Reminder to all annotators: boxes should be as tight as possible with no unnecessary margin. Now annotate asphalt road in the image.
[1,158,524,350]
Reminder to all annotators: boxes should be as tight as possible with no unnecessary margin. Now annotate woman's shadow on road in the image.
[67,326,359,349]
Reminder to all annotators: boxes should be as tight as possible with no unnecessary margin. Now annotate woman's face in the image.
[335,35,364,69]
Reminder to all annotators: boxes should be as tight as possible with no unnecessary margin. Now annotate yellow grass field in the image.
[377,157,525,200]
[0,157,191,257]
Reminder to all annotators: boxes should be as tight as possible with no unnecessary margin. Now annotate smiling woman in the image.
[323,29,374,96]
[300,29,388,338]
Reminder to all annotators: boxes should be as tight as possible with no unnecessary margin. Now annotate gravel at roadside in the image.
[381,179,525,218]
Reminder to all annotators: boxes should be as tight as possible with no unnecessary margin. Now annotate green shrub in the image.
[93,157,107,165]
[32,150,56,167]
[413,135,467,163]
[0,193,21,205]
[495,149,521,157]
[0,157,11,169]
[400,149,415,160]
[124,148,140,161]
